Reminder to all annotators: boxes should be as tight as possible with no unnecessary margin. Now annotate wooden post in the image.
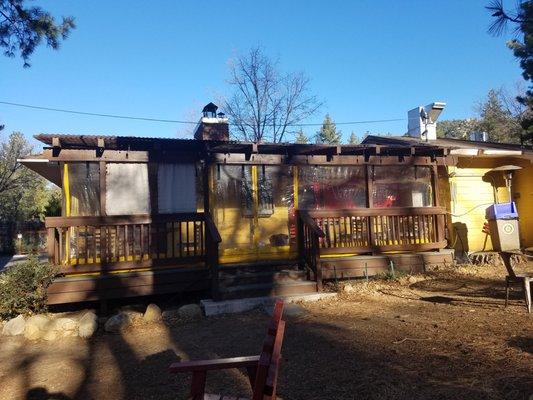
[47,228,58,264]
[99,161,107,216]
[296,210,305,270]
[366,165,376,252]
[314,234,323,291]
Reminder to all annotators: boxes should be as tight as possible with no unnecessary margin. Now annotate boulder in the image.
[121,310,143,324]
[343,284,355,293]
[43,330,58,341]
[78,312,98,338]
[24,315,50,340]
[143,303,162,323]
[2,315,26,336]
[177,304,203,320]
[104,313,133,333]
[53,317,79,337]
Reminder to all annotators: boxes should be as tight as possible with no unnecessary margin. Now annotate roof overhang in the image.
[18,156,61,187]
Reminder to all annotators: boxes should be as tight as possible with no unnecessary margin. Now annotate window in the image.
[298,166,367,210]
[372,166,433,208]
[64,162,100,216]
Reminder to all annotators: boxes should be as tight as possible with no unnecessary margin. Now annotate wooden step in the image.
[218,281,317,300]
[218,270,307,287]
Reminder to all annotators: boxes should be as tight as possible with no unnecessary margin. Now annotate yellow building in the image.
[364,135,533,254]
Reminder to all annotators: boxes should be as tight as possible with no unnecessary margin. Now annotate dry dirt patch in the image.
[0,264,531,400]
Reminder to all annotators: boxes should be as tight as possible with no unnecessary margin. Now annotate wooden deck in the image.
[44,207,451,304]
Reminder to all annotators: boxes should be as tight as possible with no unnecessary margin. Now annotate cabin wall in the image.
[513,162,533,248]
[446,157,533,254]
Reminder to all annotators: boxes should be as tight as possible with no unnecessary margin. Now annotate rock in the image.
[2,315,26,336]
[143,303,162,323]
[343,284,355,293]
[177,304,203,320]
[161,309,180,320]
[43,330,58,341]
[24,315,50,340]
[78,312,98,338]
[104,313,133,333]
[121,310,143,324]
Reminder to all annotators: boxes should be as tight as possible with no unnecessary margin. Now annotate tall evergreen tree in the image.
[295,129,309,144]
[348,131,359,144]
[316,114,341,144]
[1,0,75,67]
[488,0,533,142]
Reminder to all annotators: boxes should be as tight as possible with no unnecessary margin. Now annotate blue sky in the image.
[0,0,524,146]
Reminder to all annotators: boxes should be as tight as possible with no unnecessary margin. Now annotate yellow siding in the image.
[513,163,533,247]
[447,166,511,253]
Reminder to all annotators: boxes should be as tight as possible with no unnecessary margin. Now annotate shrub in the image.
[0,256,60,319]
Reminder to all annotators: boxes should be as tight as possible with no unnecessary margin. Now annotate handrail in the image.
[45,212,204,228]
[306,206,447,218]
[204,213,222,243]
[299,211,326,237]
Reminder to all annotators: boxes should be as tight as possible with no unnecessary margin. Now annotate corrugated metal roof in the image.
[362,134,533,153]
[33,133,449,157]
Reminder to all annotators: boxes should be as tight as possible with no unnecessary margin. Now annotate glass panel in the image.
[64,162,100,216]
[256,165,295,249]
[212,164,296,262]
[372,166,433,208]
[298,166,367,210]
[213,165,254,253]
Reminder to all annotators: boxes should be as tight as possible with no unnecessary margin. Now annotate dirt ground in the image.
[0,264,532,400]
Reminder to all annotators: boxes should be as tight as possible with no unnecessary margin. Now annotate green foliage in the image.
[436,119,479,140]
[0,0,75,67]
[0,256,59,318]
[488,1,533,142]
[316,114,341,144]
[436,88,527,143]
[0,131,58,222]
[348,131,359,144]
[295,129,309,144]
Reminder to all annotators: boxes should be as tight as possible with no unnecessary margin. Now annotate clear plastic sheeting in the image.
[64,162,100,216]
[106,163,150,215]
[212,164,295,262]
[298,166,366,210]
[372,165,433,208]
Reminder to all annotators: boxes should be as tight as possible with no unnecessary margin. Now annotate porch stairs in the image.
[217,261,318,300]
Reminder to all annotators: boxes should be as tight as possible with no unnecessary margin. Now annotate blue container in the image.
[485,202,518,220]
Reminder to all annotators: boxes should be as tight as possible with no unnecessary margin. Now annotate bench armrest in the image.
[169,355,260,373]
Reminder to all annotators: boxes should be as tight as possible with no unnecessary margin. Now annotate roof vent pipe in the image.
[407,102,446,141]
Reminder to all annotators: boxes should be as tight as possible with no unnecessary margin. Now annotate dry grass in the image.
[0,263,532,400]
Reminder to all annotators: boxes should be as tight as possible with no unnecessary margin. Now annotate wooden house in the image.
[21,106,457,304]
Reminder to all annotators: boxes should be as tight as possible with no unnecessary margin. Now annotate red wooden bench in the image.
[169,300,286,400]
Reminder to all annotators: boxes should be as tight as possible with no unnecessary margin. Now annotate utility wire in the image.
[0,100,406,127]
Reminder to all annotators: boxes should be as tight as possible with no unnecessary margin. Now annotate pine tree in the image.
[348,131,359,144]
[295,129,309,144]
[316,114,341,144]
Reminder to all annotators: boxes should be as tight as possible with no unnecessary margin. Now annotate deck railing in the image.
[297,207,447,285]
[45,213,221,277]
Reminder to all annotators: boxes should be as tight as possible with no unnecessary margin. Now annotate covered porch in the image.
[22,134,455,304]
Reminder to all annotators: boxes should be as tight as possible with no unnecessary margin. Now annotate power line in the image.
[0,100,406,127]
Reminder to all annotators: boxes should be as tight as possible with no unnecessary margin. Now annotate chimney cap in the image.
[202,102,218,113]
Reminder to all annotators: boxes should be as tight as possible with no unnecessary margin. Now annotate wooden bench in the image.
[169,300,286,400]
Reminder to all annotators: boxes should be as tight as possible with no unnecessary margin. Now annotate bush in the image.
[0,256,60,319]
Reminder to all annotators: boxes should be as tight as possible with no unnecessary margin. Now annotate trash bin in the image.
[485,202,520,251]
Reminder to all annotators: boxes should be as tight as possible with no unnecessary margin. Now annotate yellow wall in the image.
[446,157,533,253]
[513,162,533,248]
